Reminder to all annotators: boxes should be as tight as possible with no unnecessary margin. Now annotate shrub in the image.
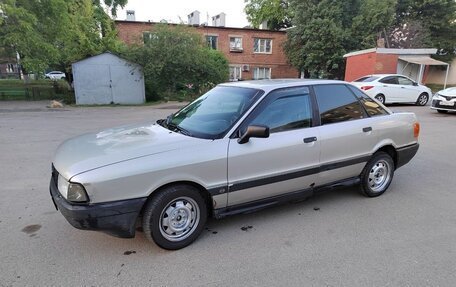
[122,25,229,102]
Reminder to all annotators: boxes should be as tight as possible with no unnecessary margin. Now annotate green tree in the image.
[123,25,229,101]
[0,0,123,76]
[391,0,456,60]
[244,0,292,30]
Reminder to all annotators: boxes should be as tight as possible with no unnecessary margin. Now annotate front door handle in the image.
[303,137,317,143]
[363,127,372,133]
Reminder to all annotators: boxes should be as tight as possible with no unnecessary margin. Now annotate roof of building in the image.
[114,20,287,33]
[343,48,438,58]
[220,79,346,91]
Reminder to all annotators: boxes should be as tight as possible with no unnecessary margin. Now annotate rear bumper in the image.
[50,177,147,238]
[396,143,419,169]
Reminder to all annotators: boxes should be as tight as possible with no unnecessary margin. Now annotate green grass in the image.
[426,83,456,94]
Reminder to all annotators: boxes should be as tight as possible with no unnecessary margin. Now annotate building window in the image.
[143,32,157,45]
[230,37,243,51]
[254,38,272,53]
[6,64,15,73]
[229,66,242,81]
[206,35,218,50]
[253,67,271,80]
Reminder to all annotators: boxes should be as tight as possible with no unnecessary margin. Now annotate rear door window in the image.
[379,76,399,85]
[314,84,366,125]
[347,85,389,116]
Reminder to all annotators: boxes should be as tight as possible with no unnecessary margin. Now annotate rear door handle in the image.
[363,127,372,133]
[303,137,317,143]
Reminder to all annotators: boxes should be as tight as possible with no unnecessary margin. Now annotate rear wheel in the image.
[416,93,429,106]
[142,184,207,250]
[437,109,448,114]
[375,94,386,104]
[360,152,395,197]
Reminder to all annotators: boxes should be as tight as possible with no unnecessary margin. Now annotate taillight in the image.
[361,86,374,91]
[413,122,420,138]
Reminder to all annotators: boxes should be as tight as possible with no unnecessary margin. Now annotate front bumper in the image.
[396,143,419,169]
[50,176,147,238]
[431,99,456,111]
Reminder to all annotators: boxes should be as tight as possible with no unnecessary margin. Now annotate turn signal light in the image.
[413,122,420,138]
[361,86,374,91]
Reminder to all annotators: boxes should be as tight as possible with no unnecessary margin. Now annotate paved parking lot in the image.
[1,101,455,286]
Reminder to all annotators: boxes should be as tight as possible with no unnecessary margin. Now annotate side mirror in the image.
[238,125,270,144]
[413,81,418,86]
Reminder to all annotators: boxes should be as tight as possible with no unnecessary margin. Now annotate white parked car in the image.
[45,71,66,80]
[50,79,420,250]
[352,74,432,106]
[431,87,456,113]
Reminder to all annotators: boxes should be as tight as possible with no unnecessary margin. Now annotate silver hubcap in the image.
[418,95,427,105]
[159,196,200,242]
[375,96,384,103]
[368,160,391,192]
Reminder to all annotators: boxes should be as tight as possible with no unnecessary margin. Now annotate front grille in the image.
[432,100,456,110]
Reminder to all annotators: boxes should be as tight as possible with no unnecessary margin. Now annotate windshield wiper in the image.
[166,121,193,137]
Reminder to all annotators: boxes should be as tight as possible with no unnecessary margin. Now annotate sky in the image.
[116,0,250,28]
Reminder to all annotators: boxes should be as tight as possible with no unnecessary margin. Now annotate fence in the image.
[0,80,74,103]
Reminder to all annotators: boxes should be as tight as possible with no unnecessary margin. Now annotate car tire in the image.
[437,109,448,114]
[142,184,207,250]
[359,152,395,197]
[374,94,386,104]
[416,93,429,106]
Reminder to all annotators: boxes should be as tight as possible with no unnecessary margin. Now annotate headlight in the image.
[68,183,89,202]
[57,174,69,198]
[433,93,444,100]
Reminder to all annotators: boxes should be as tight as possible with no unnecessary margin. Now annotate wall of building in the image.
[374,53,398,74]
[425,58,456,85]
[115,21,299,80]
[344,52,376,81]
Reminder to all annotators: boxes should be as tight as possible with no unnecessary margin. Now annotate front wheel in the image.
[359,152,395,197]
[142,184,207,250]
[416,93,429,106]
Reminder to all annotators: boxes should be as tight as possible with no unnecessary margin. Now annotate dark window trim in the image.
[229,85,317,139]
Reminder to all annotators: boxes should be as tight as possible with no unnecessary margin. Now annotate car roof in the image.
[361,74,410,78]
[220,79,347,92]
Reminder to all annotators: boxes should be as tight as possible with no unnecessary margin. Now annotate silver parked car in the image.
[50,79,420,249]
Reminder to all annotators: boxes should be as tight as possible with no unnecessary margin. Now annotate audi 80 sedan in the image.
[50,79,420,250]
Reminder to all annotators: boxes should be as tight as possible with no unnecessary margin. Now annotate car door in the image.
[378,76,400,102]
[397,76,420,102]
[227,86,320,206]
[312,84,379,186]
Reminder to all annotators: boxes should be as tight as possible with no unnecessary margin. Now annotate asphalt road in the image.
[1,101,455,286]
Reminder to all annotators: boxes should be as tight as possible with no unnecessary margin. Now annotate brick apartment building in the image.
[115,14,299,81]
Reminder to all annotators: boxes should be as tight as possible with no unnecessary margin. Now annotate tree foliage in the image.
[123,25,229,101]
[0,0,123,76]
[285,0,396,78]
[251,0,455,78]
[244,0,292,30]
[391,0,456,61]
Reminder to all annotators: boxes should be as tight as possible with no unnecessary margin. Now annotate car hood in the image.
[53,122,205,179]
[439,87,456,97]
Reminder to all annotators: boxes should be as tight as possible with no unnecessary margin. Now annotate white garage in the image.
[72,52,145,105]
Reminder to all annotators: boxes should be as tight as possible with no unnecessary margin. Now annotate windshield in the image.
[159,86,262,139]
[354,76,379,82]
